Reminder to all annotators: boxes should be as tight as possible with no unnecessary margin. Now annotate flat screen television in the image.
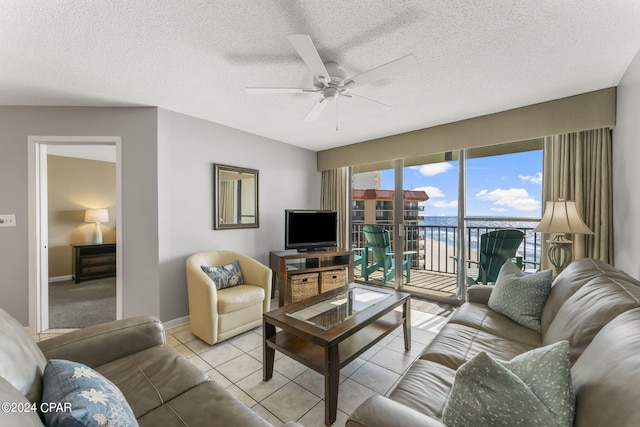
[285,210,338,252]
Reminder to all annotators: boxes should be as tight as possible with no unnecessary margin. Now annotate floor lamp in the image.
[533,200,593,275]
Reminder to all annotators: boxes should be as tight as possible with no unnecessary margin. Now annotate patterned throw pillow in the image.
[201,260,244,290]
[42,359,138,427]
[488,262,553,332]
[442,341,575,427]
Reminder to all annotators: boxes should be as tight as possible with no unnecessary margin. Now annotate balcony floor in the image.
[355,268,459,299]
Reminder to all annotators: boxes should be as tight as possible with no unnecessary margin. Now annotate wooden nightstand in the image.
[71,243,116,283]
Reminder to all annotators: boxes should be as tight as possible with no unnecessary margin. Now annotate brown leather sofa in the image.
[347,258,640,427]
[0,311,297,426]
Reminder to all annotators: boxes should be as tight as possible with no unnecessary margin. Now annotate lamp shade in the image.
[84,208,109,223]
[533,201,593,235]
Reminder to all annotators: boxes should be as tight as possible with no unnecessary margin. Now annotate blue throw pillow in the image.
[201,260,244,290]
[42,359,138,427]
[488,262,553,332]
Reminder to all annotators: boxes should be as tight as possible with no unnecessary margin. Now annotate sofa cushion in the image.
[419,322,538,370]
[94,345,208,419]
[442,341,574,427]
[447,302,542,348]
[541,258,638,334]
[571,308,640,427]
[0,309,47,404]
[0,376,44,427]
[488,262,553,332]
[202,260,244,290]
[137,380,272,427]
[543,274,640,363]
[217,284,265,314]
[42,359,138,427]
[388,359,456,419]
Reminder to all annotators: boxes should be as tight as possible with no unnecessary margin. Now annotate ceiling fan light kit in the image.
[245,34,417,125]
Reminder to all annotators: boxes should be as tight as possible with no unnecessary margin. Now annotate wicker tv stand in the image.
[269,248,354,306]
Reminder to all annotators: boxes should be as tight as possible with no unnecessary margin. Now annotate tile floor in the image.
[36,297,454,426]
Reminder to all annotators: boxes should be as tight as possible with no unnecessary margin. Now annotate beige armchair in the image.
[186,250,272,345]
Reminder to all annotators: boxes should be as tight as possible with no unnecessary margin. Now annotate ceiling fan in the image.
[245,34,418,124]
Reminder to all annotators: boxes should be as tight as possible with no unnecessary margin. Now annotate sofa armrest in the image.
[37,316,164,368]
[466,285,493,304]
[346,396,447,427]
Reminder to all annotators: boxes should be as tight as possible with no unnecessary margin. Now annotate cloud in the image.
[518,172,542,185]
[476,188,540,212]
[414,185,444,198]
[413,163,453,177]
[416,185,456,209]
[429,200,458,209]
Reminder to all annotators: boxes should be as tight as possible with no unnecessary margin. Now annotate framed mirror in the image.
[213,164,259,229]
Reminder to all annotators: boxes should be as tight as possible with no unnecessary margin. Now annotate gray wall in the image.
[613,48,640,278]
[0,105,320,325]
[157,109,320,321]
[0,106,159,324]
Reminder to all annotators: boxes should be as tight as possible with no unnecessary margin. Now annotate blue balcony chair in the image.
[452,229,525,286]
[361,225,413,284]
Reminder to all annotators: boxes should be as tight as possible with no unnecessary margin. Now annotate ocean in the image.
[418,216,542,265]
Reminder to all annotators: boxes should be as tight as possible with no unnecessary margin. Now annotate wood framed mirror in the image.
[213,164,259,229]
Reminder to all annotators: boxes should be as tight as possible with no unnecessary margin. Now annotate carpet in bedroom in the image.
[48,278,116,329]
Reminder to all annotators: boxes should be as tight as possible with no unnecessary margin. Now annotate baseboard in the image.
[164,315,189,329]
[49,275,73,283]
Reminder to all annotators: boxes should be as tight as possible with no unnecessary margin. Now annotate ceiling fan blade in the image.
[348,93,392,108]
[287,34,330,83]
[304,98,328,121]
[245,87,317,94]
[346,54,418,88]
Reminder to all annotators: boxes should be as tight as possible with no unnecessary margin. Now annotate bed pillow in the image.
[488,261,553,332]
[42,359,138,427]
[201,260,244,290]
[442,340,574,427]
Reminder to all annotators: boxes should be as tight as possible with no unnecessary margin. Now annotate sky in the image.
[379,150,543,218]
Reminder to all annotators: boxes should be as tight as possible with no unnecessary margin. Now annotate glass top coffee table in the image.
[263,283,411,426]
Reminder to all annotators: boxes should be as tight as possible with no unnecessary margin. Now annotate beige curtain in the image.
[220,181,234,224]
[541,128,613,268]
[321,167,350,248]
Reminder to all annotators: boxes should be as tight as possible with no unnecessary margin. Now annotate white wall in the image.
[157,109,321,321]
[613,48,640,278]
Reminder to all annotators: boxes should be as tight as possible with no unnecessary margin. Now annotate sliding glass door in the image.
[351,142,543,304]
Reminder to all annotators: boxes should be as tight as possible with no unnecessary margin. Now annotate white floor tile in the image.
[216,353,262,383]
[261,382,321,423]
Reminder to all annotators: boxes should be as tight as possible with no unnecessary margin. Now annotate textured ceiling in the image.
[1,1,640,151]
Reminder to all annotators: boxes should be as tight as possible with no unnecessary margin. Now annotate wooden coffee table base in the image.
[263,284,411,426]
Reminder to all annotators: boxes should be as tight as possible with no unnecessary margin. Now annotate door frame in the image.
[28,136,123,332]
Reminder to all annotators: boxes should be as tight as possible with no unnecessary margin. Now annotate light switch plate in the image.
[0,214,16,227]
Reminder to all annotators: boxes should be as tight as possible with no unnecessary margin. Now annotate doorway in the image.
[28,136,123,333]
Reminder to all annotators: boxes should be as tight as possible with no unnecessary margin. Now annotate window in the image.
[466,151,542,218]
[349,142,543,302]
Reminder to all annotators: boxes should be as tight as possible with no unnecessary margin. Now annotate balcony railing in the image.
[351,218,542,276]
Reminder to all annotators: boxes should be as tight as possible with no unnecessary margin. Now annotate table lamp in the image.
[533,200,593,275]
[84,208,109,244]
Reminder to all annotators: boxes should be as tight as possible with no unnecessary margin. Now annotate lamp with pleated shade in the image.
[533,200,593,275]
[84,209,109,244]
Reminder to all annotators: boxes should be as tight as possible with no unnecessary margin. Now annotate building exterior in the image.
[351,189,429,265]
